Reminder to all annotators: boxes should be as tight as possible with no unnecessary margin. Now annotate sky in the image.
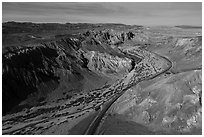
[2,2,202,26]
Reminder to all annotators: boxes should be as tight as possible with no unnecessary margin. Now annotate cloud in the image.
[2,2,202,26]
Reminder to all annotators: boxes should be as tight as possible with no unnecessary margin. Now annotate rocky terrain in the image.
[2,22,202,135]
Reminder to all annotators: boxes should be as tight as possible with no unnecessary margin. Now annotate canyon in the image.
[2,22,202,135]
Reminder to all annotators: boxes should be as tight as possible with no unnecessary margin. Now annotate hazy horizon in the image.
[2,2,202,26]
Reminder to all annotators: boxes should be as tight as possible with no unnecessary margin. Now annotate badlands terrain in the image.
[2,22,202,134]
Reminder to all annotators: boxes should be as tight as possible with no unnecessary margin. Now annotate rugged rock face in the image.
[2,23,202,135]
[82,29,147,47]
[2,37,87,115]
[2,35,136,115]
[84,51,132,75]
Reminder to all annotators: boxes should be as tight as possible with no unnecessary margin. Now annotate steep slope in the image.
[2,30,137,134]
[2,24,201,135]
[2,37,83,114]
[92,27,202,135]
[146,35,202,73]
[3,36,122,115]
[84,51,132,76]
[2,31,170,135]
[103,70,201,134]
[81,29,148,56]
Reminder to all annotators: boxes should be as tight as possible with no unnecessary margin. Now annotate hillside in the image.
[2,22,202,135]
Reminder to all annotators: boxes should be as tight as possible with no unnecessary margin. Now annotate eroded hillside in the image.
[2,22,202,135]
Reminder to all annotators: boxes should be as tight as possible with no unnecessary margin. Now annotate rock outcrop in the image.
[2,34,136,115]
[2,37,86,115]
[2,24,202,135]
[82,29,148,46]
[84,51,132,75]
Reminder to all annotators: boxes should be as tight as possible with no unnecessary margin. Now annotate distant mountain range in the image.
[175,25,202,29]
